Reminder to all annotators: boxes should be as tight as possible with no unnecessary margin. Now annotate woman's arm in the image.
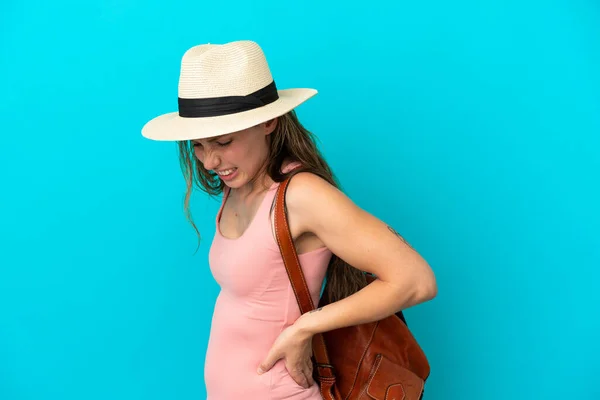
[257,172,437,386]
[285,172,437,336]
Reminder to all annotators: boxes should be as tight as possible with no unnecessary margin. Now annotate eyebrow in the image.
[193,136,229,144]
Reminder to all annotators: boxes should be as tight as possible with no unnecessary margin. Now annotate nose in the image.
[202,149,220,171]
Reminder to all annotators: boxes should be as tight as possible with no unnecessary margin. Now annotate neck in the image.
[229,157,293,201]
[232,165,273,201]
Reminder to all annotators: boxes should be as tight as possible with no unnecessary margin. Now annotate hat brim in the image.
[141,88,317,141]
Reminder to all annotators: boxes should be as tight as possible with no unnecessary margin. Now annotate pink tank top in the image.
[204,164,332,400]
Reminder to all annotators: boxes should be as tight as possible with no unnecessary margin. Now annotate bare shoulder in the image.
[284,172,359,228]
[285,172,344,205]
[284,171,379,243]
[284,171,430,284]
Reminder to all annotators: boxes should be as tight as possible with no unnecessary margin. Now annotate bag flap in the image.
[367,355,424,400]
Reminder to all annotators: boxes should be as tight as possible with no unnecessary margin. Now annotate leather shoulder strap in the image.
[273,175,316,313]
[274,174,337,382]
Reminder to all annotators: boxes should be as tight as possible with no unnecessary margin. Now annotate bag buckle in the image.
[316,363,335,378]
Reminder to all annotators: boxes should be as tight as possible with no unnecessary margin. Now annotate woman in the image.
[142,40,437,400]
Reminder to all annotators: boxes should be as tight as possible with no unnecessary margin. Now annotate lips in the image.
[215,167,239,182]
[216,168,236,176]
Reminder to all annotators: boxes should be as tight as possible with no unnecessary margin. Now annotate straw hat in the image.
[141,40,317,141]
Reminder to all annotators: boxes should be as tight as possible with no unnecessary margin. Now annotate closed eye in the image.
[191,139,231,148]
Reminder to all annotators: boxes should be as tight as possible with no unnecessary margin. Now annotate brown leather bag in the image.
[274,175,431,400]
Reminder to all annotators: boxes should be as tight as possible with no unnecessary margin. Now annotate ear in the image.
[263,118,278,136]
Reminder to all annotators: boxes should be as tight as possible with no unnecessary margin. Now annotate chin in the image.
[222,181,240,189]
[221,177,244,189]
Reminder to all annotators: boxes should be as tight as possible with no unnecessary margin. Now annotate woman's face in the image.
[192,119,277,189]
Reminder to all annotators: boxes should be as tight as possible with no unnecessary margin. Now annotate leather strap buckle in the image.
[316,363,335,378]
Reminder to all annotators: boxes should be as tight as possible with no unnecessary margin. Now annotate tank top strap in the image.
[268,161,303,190]
[282,161,303,174]
[215,186,231,225]
[264,162,303,230]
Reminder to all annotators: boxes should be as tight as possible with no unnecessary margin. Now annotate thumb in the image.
[258,350,281,375]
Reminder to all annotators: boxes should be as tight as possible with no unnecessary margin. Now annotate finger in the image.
[258,350,281,375]
[305,361,315,386]
[306,359,314,375]
[289,366,310,388]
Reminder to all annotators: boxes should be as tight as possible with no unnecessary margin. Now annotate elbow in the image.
[415,269,437,303]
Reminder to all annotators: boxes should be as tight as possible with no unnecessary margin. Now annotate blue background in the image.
[1,1,599,399]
